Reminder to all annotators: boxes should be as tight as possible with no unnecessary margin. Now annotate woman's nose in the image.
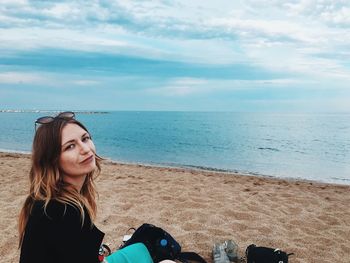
[79,141,90,153]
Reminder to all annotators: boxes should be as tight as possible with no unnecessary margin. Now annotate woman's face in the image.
[59,123,96,184]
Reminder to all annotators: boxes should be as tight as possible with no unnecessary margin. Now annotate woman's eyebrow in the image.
[62,139,75,147]
[61,132,89,146]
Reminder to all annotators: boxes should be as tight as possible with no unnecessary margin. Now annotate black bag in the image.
[246,244,294,263]
[120,223,207,263]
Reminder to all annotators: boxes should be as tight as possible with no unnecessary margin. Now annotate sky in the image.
[0,0,349,112]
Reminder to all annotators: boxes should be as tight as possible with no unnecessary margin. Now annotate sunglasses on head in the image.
[35,111,75,130]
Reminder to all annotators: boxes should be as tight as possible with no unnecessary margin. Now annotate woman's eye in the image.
[82,136,91,142]
[65,144,75,150]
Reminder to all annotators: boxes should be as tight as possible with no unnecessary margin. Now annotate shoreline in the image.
[2,150,348,186]
[1,152,350,262]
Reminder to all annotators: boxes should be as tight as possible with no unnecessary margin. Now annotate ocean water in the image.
[0,111,349,185]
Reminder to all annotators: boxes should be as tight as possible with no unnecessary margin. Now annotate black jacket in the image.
[20,200,105,263]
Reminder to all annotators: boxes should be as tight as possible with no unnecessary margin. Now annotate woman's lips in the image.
[80,155,94,164]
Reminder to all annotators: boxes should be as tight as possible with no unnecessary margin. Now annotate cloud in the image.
[0,70,101,88]
[146,76,314,98]
[71,79,100,86]
[320,6,350,26]
[283,0,350,26]
[1,1,349,54]
[1,1,348,67]
[0,0,349,113]
[0,27,127,52]
[1,48,288,81]
[0,71,47,84]
[148,78,208,96]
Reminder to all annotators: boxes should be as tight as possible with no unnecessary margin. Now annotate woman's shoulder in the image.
[31,199,81,222]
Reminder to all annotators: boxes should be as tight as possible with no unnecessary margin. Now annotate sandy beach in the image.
[1,152,349,263]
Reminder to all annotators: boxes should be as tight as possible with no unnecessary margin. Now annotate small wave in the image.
[178,142,195,146]
[180,164,235,173]
[262,138,273,141]
[0,148,31,154]
[257,147,280,152]
[330,177,350,182]
[294,150,307,154]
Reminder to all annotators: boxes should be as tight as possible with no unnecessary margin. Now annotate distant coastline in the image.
[0,110,109,114]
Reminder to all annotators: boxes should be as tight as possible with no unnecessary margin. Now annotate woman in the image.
[18,112,174,263]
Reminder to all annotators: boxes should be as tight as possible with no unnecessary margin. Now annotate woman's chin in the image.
[86,162,96,173]
[81,156,96,172]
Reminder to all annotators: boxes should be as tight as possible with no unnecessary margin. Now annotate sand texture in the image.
[1,152,349,263]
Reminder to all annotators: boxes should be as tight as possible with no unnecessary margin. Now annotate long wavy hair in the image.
[18,117,102,247]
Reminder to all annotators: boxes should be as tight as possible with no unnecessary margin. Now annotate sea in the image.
[0,111,349,185]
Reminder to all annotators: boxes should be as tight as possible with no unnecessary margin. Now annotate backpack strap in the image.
[177,251,207,263]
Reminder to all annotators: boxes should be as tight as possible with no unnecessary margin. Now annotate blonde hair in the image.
[18,118,102,247]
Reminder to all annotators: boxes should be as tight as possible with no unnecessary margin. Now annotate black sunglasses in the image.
[35,111,75,130]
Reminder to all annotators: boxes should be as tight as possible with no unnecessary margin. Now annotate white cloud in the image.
[0,0,349,87]
[0,0,27,6]
[41,3,80,19]
[208,17,320,44]
[72,80,100,86]
[146,77,315,97]
[283,0,350,26]
[147,78,208,96]
[320,6,350,25]
[0,71,102,87]
[0,27,127,52]
[0,72,47,84]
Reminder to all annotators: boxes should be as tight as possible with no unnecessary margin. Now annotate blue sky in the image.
[0,0,349,112]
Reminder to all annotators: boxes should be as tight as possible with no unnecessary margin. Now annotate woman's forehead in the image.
[61,123,87,143]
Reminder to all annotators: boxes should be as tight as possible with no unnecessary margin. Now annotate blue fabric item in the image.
[106,243,153,263]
